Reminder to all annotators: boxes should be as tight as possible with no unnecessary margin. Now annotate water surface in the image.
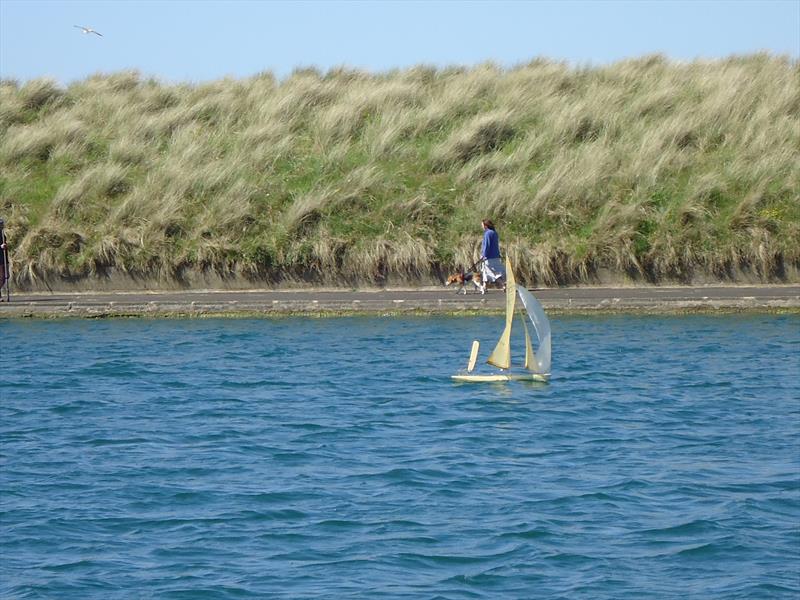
[2,315,798,598]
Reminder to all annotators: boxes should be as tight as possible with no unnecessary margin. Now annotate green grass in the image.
[1,54,798,289]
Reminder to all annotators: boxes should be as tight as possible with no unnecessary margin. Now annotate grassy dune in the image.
[1,54,798,289]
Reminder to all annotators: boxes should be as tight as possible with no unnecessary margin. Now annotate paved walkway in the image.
[2,285,798,318]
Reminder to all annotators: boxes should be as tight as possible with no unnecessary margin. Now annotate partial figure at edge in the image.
[0,219,9,302]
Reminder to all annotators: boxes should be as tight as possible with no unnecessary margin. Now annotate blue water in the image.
[1,314,799,599]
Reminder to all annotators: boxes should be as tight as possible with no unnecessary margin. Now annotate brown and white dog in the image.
[445,270,485,294]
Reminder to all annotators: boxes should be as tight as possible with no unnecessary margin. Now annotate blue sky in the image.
[1,0,798,84]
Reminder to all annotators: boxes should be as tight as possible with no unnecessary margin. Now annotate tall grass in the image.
[1,54,798,290]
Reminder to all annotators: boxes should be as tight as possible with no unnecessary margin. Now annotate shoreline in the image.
[2,284,798,319]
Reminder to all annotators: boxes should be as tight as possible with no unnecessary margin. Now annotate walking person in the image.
[479,219,505,292]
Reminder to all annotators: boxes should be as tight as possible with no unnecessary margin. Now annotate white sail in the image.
[516,285,551,375]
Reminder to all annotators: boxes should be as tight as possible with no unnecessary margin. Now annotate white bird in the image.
[74,25,103,36]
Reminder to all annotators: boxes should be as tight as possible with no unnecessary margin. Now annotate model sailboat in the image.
[452,257,551,382]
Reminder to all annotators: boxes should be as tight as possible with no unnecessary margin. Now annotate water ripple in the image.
[1,315,798,599]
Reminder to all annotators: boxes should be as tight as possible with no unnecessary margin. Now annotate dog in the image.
[445,270,485,294]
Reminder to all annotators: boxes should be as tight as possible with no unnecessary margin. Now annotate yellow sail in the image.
[522,318,536,371]
[467,340,480,372]
[487,257,516,369]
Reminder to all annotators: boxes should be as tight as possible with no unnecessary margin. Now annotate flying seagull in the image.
[74,25,103,36]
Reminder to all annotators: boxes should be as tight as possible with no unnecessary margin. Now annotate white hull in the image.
[451,373,549,383]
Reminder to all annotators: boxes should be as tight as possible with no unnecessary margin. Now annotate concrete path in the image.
[2,285,798,318]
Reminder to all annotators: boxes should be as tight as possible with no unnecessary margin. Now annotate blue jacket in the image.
[481,229,500,259]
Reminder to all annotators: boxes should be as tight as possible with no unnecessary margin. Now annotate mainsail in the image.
[486,257,516,369]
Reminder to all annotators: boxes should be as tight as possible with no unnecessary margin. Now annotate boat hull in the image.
[451,373,549,383]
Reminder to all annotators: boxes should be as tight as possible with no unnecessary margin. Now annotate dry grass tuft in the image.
[432,109,517,168]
